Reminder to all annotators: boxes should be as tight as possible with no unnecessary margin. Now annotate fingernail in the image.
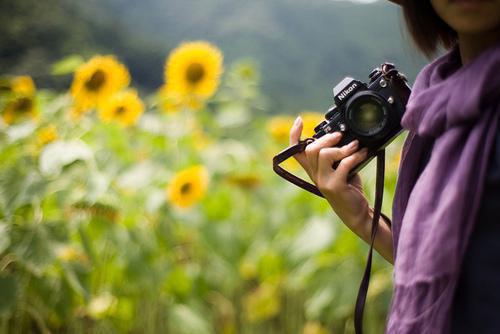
[348,140,359,148]
[294,116,302,126]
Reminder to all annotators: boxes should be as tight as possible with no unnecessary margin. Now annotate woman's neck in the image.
[458,28,500,65]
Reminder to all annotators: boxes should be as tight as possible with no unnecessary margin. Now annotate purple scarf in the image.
[387,40,500,333]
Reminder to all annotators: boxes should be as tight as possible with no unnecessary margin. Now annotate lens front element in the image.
[346,94,388,137]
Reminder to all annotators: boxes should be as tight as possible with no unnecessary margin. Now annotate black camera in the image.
[272,63,410,197]
[312,63,411,175]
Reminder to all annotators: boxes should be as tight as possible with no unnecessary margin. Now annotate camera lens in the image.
[346,94,388,137]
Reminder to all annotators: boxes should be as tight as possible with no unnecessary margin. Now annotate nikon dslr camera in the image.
[272,63,411,196]
[312,63,411,175]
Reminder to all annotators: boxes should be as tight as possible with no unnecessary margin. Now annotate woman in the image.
[289,0,500,332]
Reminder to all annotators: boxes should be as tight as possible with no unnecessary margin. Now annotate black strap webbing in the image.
[354,150,385,334]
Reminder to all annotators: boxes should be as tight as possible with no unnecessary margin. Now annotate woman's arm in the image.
[345,208,394,264]
[290,116,394,264]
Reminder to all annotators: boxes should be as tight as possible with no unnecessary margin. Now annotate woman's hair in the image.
[402,0,457,56]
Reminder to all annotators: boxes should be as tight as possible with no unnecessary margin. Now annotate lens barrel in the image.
[345,92,389,137]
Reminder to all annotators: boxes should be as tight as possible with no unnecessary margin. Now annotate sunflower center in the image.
[114,106,126,115]
[85,70,106,91]
[0,83,11,93]
[180,182,192,195]
[186,63,205,84]
[13,97,33,113]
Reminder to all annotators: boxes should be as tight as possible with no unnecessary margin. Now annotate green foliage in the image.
[51,55,85,76]
[0,56,403,333]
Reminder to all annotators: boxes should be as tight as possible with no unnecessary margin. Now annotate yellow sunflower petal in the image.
[167,165,209,208]
[98,90,144,127]
[68,103,91,121]
[2,95,37,124]
[158,84,207,113]
[37,124,58,147]
[300,111,324,138]
[267,115,294,143]
[164,41,223,100]
[71,55,130,109]
[12,75,36,96]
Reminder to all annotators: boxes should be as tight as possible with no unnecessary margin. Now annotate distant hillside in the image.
[1,0,428,113]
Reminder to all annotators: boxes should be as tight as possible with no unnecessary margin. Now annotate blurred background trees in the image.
[0,0,425,113]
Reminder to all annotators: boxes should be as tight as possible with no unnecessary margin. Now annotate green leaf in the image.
[85,171,110,202]
[170,304,211,334]
[117,161,155,191]
[0,222,11,254]
[62,264,88,299]
[289,217,335,261]
[5,122,37,143]
[0,165,47,215]
[39,140,93,176]
[0,275,18,315]
[215,103,250,128]
[165,267,192,298]
[305,286,334,319]
[51,55,85,75]
[12,224,54,276]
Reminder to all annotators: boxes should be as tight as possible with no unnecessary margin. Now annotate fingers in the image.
[304,132,342,178]
[288,115,367,187]
[289,116,303,145]
[317,140,359,177]
[289,116,308,167]
[335,147,369,181]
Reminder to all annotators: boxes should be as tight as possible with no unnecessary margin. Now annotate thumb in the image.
[289,116,308,168]
[289,116,303,145]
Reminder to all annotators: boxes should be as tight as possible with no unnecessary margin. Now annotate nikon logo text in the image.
[338,83,358,101]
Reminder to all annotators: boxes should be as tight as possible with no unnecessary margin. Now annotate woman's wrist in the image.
[336,206,373,240]
[363,207,394,263]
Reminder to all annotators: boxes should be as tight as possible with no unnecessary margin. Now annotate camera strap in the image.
[272,138,324,197]
[273,143,389,334]
[354,149,385,334]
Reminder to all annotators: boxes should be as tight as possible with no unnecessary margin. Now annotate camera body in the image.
[313,63,410,175]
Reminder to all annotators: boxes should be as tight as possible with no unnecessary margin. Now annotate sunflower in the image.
[12,75,36,96]
[158,85,205,113]
[2,95,37,124]
[98,90,144,127]
[300,111,324,138]
[234,61,258,82]
[164,41,223,101]
[68,104,90,120]
[0,77,11,94]
[167,165,209,208]
[0,75,36,96]
[71,55,130,109]
[267,115,294,143]
[37,124,58,147]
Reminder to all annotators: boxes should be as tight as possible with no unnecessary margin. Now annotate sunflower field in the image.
[0,40,404,334]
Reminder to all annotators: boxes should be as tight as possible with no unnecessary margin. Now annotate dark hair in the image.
[402,0,457,57]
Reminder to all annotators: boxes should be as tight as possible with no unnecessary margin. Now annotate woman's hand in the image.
[289,116,371,231]
[290,116,394,263]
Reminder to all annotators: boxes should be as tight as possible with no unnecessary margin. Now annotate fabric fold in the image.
[387,40,500,333]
